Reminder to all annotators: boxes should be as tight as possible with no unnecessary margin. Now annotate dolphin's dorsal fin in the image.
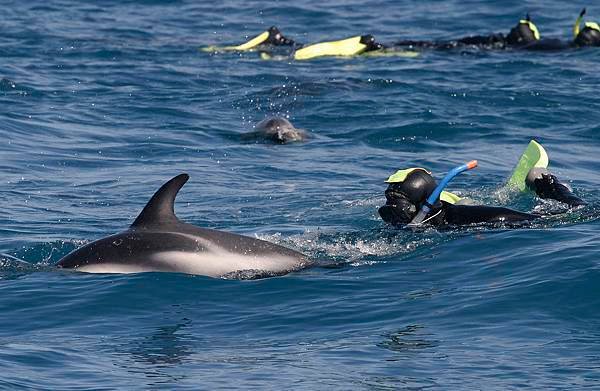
[131,174,189,228]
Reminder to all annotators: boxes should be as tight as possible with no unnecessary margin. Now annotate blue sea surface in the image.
[2,0,600,389]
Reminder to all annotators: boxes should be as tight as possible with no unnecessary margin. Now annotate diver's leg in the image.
[444,204,539,225]
[526,168,586,207]
[455,33,506,48]
[394,34,506,50]
[393,40,442,49]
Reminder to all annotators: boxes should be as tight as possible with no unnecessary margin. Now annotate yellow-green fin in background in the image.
[507,140,549,191]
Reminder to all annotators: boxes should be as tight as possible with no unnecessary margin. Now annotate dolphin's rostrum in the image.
[57,174,311,279]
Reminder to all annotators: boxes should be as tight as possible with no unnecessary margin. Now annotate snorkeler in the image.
[378,141,586,227]
[393,14,560,51]
[573,8,600,47]
[395,10,600,51]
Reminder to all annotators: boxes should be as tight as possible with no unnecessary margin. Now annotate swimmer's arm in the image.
[444,204,539,225]
[527,169,586,207]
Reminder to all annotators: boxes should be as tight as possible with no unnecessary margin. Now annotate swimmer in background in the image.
[393,14,544,50]
[393,9,600,51]
[572,8,600,47]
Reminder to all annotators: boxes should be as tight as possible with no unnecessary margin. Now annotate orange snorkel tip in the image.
[467,160,478,170]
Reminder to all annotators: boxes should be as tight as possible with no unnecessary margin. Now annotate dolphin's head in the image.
[255,117,307,144]
[57,233,137,270]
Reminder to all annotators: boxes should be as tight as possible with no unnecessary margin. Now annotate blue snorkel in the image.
[407,160,478,227]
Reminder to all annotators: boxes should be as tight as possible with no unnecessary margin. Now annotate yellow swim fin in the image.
[200,30,269,52]
[294,35,368,60]
[201,26,293,52]
[230,30,270,51]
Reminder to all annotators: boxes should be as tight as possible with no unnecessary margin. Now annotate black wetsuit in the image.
[391,16,575,52]
[379,171,586,227]
[394,34,507,50]
[379,198,539,227]
[393,35,570,51]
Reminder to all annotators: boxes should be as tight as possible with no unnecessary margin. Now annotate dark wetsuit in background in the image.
[392,16,572,51]
[393,35,568,51]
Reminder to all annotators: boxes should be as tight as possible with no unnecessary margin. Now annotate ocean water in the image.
[2,0,600,389]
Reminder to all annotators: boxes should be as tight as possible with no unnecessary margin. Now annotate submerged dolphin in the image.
[57,174,311,278]
[242,117,308,144]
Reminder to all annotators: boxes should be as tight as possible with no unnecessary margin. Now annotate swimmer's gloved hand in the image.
[526,168,587,207]
[573,8,600,47]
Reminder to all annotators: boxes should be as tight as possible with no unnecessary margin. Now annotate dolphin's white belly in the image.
[77,263,155,274]
[77,248,306,277]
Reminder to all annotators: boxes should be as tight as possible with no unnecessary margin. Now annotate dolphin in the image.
[57,174,311,279]
[242,117,308,144]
